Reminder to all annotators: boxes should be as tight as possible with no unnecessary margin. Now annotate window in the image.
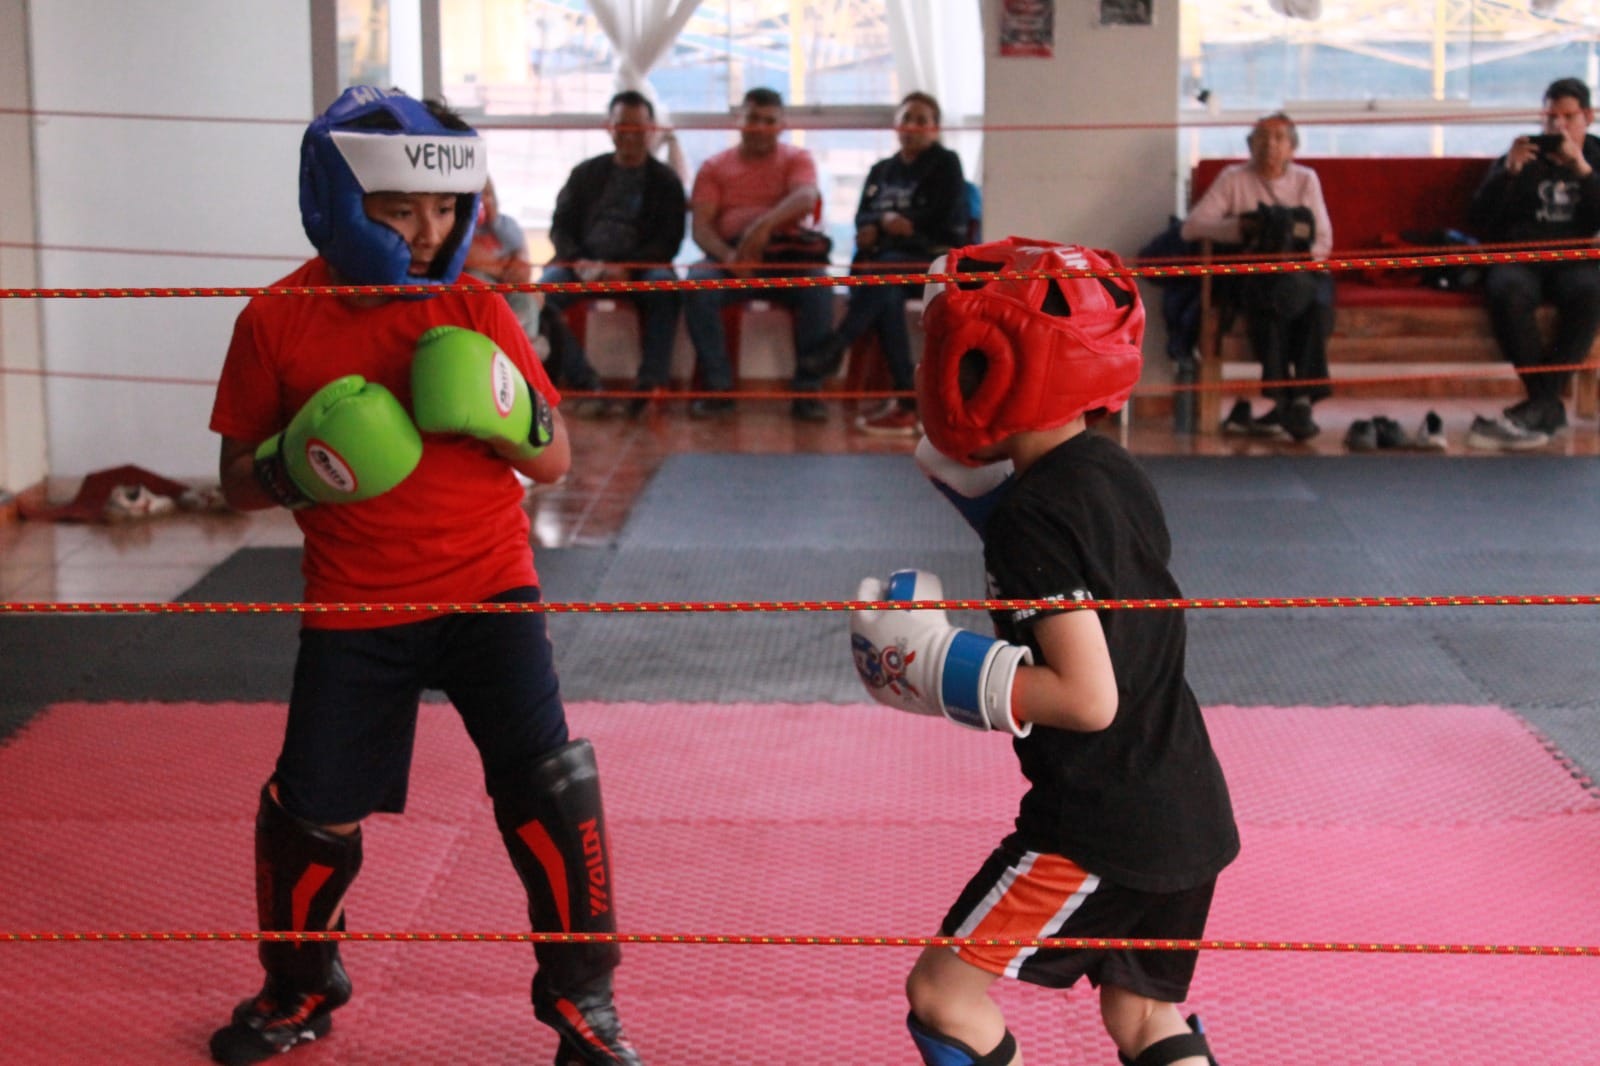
[1180,0,1600,161]
[435,0,982,264]
[337,0,394,90]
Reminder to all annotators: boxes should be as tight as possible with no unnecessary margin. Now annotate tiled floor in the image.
[3,388,1597,604]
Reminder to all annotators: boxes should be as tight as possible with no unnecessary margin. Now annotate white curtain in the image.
[884,0,985,184]
[1268,0,1322,19]
[587,0,703,102]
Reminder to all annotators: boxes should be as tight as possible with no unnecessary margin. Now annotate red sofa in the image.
[1187,156,1599,432]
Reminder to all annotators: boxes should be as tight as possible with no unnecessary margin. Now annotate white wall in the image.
[28,1,314,479]
[982,0,1180,392]
[14,1,1189,483]
[0,0,47,495]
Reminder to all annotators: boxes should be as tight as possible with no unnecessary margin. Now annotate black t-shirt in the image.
[983,432,1239,893]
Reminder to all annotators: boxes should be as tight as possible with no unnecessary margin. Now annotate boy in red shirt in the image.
[207,86,642,1066]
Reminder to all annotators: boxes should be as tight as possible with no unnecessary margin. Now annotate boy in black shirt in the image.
[849,238,1237,1065]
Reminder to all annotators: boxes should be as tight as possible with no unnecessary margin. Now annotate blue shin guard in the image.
[907,1012,1017,1066]
[1119,1013,1217,1066]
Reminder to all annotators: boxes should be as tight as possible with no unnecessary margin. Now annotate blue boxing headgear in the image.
[300,86,487,288]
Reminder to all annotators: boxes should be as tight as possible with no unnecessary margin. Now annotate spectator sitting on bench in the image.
[683,87,835,422]
[539,90,688,419]
[1182,111,1334,442]
[1464,76,1600,451]
[801,91,969,437]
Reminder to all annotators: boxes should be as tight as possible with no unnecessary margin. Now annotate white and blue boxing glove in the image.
[914,436,1014,536]
[850,569,1033,736]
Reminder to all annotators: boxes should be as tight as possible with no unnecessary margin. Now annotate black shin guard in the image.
[1120,1014,1216,1066]
[907,1012,1017,1065]
[495,740,640,1065]
[254,784,362,993]
[210,787,361,1065]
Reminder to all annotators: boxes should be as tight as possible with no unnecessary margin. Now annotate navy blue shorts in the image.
[273,586,570,825]
[941,838,1217,1003]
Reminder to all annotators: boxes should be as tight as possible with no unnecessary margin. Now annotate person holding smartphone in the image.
[1465,77,1600,450]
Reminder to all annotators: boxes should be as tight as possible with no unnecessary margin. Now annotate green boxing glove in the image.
[410,325,553,462]
[254,375,423,509]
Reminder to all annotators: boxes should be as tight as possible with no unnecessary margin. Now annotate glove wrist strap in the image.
[253,435,313,511]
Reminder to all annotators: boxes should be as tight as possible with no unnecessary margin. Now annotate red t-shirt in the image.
[210,258,560,628]
[691,143,819,242]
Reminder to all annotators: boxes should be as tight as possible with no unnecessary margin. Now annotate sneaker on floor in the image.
[1502,397,1535,429]
[688,397,736,419]
[1371,415,1411,449]
[209,970,351,1066]
[1465,414,1549,451]
[103,483,177,523]
[1533,398,1568,435]
[854,402,919,437]
[1343,419,1377,452]
[1413,410,1448,451]
[625,387,666,420]
[1219,399,1255,436]
[1280,400,1320,442]
[570,393,624,419]
[790,397,829,423]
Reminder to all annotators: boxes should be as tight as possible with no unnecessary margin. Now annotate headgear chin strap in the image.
[918,237,1145,465]
[300,86,487,289]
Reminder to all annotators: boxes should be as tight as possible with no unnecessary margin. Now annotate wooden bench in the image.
[1190,156,1600,433]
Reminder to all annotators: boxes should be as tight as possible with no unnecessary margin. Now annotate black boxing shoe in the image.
[536,985,643,1065]
[208,961,352,1065]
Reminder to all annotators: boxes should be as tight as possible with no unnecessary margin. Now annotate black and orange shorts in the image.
[940,840,1217,1003]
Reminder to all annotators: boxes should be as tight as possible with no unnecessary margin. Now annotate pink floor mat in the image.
[1,700,1597,1064]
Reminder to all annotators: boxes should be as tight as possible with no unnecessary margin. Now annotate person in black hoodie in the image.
[804,92,970,435]
[1466,76,1600,447]
[540,90,687,417]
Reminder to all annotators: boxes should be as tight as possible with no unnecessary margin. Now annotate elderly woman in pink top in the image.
[1183,111,1334,441]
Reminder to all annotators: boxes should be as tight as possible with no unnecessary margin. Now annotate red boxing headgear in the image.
[918,237,1144,465]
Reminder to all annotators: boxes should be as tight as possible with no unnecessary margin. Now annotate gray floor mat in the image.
[618,453,980,551]
[10,455,1600,787]
[1185,613,1493,706]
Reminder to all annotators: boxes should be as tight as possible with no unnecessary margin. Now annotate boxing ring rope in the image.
[4,243,1597,405]
[3,930,1597,957]
[4,243,1600,983]
[7,593,1600,616]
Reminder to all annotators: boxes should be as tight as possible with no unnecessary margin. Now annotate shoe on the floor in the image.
[1503,397,1535,429]
[1504,396,1568,435]
[1465,414,1549,451]
[1219,399,1255,436]
[1371,415,1410,449]
[624,387,665,420]
[688,397,736,419]
[1343,419,1377,452]
[569,392,621,420]
[209,969,352,1066]
[854,401,919,437]
[790,397,829,423]
[1542,402,1570,435]
[1413,410,1447,451]
[1280,399,1320,442]
[103,483,177,523]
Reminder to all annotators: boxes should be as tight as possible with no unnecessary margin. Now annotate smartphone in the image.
[1531,133,1565,154]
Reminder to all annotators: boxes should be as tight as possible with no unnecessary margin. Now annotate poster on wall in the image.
[999,0,1054,58]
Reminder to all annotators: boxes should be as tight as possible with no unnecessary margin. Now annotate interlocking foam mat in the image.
[1,699,1596,1063]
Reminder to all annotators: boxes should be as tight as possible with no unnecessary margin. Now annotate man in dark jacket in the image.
[541,90,687,417]
[1467,76,1600,447]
